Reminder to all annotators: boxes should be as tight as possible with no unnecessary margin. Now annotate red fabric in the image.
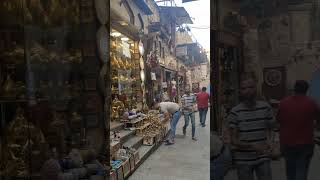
[196,92,209,108]
[277,95,320,145]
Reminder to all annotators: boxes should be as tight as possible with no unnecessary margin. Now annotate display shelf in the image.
[110,121,124,131]
[111,129,136,144]
[126,118,145,125]
[122,136,143,150]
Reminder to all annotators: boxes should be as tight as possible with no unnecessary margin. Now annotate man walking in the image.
[277,80,320,180]
[228,76,274,180]
[181,88,197,141]
[196,87,210,127]
[153,101,181,145]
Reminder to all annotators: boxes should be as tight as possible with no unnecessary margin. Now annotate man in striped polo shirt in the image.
[228,77,275,180]
[181,88,197,141]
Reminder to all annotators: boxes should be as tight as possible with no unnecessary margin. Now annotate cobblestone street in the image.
[128,111,210,180]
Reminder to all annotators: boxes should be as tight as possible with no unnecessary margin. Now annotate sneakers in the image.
[192,137,197,141]
[165,140,174,145]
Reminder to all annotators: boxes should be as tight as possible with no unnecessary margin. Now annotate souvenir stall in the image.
[109,29,170,180]
[0,0,109,179]
[145,48,162,106]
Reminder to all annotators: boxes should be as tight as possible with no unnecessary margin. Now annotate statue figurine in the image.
[3,74,15,97]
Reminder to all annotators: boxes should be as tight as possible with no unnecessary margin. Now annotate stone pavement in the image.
[224,146,320,180]
[128,111,210,180]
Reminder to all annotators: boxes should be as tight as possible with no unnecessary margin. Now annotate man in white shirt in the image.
[153,101,181,145]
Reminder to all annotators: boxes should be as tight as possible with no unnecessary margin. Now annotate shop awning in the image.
[159,6,193,25]
[133,0,153,15]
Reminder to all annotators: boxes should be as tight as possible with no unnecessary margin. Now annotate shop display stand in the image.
[110,117,170,180]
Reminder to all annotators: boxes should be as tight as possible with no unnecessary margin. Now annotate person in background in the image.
[277,80,320,180]
[181,88,197,141]
[162,88,170,102]
[196,87,210,127]
[228,76,275,180]
[153,100,182,145]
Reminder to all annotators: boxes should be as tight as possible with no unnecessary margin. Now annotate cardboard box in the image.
[122,159,131,178]
[143,135,155,146]
[116,166,124,180]
[129,156,135,171]
[133,151,140,165]
[110,141,121,158]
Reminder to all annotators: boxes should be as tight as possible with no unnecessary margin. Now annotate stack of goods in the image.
[122,110,146,129]
[41,149,106,180]
[0,108,46,177]
[140,112,164,145]
[111,97,125,121]
[110,147,139,180]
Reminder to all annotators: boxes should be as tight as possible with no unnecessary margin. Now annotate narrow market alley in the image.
[128,111,210,180]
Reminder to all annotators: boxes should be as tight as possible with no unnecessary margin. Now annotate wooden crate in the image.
[110,141,121,158]
[143,135,155,146]
[110,170,117,180]
[129,156,135,171]
[116,166,124,180]
[122,159,131,178]
[133,151,140,165]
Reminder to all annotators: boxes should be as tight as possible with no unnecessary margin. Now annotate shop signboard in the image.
[176,46,188,57]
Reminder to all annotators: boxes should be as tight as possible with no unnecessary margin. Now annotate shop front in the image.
[0,0,109,179]
[109,2,172,179]
[109,26,171,179]
[110,28,145,119]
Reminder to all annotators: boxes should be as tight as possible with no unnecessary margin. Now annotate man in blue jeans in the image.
[153,101,181,145]
[196,87,210,127]
[181,88,197,141]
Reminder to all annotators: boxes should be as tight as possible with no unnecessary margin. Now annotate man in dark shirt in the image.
[277,80,320,180]
[196,87,210,127]
[229,76,274,180]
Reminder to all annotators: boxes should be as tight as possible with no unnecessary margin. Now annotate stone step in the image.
[110,129,136,145]
[123,136,143,150]
[110,121,124,131]
[137,144,156,165]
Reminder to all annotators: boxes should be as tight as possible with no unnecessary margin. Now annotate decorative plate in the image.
[95,0,109,24]
[96,26,109,63]
[265,69,282,87]
[140,57,144,70]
